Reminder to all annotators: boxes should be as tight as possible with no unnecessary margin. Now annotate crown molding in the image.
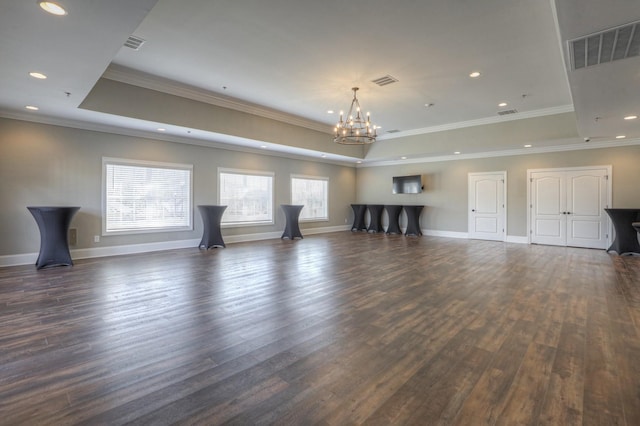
[0,109,360,167]
[376,105,576,140]
[359,137,640,167]
[103,64,335,135]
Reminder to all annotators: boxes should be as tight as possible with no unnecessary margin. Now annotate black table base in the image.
[385,205,403,234]
[28,206,80,269]
[403,205,424,236]
[281,205,304,240]
[367,204,385,233]
[350,204,367,232]
[198,205,227,249]
[605,208,640,255]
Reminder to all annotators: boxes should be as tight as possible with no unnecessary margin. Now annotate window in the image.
[291,175,329,221]
[218,168,274,226]
[103,158,192,234]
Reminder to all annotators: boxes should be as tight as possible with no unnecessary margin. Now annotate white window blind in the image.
[291,175,329,221]
[218,169,274,225]
[103,158,192,234]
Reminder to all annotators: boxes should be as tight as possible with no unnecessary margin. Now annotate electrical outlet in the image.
[94,235,100,243]
[68,228,77,246]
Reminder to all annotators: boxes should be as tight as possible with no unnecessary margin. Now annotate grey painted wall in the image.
[2,115,639,258]
[356,145,640,236]
[0,118,356,256]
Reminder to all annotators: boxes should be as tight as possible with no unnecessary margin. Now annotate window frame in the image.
[217,167,275,227]
[290,174,330,222]
[102,157,193,236]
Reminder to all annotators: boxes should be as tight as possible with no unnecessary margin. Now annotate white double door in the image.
[468,172,506,241]
[529,167,610,249]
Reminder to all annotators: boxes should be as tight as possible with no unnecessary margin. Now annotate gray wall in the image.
[356,145,640,236]
[0,117,356,256]
[2,115,640,258]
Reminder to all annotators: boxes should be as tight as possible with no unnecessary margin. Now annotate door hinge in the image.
[530,229,533,234]
[530,178,533,182]
[606,234,609,239]
[605,175,609,180]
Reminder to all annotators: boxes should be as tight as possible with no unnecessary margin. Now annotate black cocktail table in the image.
[27,206,80,269]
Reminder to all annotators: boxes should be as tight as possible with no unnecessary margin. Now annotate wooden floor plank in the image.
[1,232,639,424]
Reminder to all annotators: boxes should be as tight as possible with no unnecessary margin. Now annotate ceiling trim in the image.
[103,64,335,135]
[359,137,640,167]
[377,104,576,140]
[0,109,360,167]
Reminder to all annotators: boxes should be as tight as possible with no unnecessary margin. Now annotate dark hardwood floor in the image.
[1,232,639,425]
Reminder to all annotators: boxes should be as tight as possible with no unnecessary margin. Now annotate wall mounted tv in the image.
[392,175,423,194]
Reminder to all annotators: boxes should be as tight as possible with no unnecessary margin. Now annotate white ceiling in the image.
[1,0,639,162]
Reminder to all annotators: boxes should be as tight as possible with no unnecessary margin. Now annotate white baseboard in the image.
[506,235,528,244]
[0,224,352,268]
[423,229,469,239]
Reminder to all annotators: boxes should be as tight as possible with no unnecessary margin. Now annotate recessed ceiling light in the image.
[624,115,637,120]
[29,72,47,79]
[454,151,461,155]
[356,160,362,164]
[401,156,407,160]
[38,1,68,16]
[260,145,267,149]
[469,71,481,78]
[616,135,626,139]
[524,144,532,148]
[321,154,327,158]
[25,105,39,111]
[327,110,334,114]
[498,102,508,107]
[157,128,166,132]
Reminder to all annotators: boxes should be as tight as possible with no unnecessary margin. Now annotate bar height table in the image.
[384,205,403,234]
[604,208,640,255]
[403,205,424,236]
[27,206,80,269]
[281,204,304,240]
[350,204,367,232]
[367,204,385,233]
[198,205,227,249]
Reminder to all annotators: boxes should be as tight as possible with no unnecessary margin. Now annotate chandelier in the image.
[334,87,377,145]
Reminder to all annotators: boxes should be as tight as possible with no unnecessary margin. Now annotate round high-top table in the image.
[27,206,80,269]
[604,208,640,255]
[403,205,424,236]
[198,205,227,249]
[384,205,403,234]
[367,204,385,233]
[350,204,367,232]
[281,204,304,240]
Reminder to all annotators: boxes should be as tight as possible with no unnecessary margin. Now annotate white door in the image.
[565,169,608,249]
[531,171,566,246]
[468,172,506,241]
[530,167,609,249]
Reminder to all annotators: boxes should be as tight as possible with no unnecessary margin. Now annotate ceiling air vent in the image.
[124,35,146,50]
[386,129,401,133]
[498,109,518,116]
[570,20,640,70]
[371,75,399,87]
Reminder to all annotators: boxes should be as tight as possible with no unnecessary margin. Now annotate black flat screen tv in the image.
[392,175,423,194]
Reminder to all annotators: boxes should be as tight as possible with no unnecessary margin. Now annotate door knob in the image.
[471,209,475,212]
